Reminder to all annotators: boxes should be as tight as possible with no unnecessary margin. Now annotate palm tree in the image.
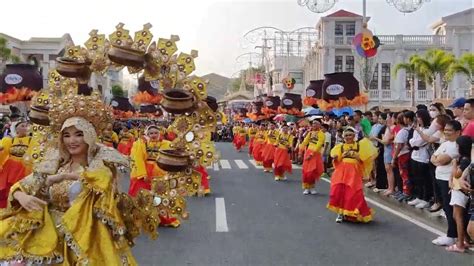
[394,55,425,107]
[447,53,474,96]
[0,37,20,73]
[411,49,455,99]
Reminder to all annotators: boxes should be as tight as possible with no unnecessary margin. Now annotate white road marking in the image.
[249,159,263,169]
[321,177,444,237]
[215,198,229,232]
[235,160,249,169]
[220,160,231,169]
[213,162,219,171]
[292,164,302,169]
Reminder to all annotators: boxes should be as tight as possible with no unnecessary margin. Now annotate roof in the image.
[326,9,362,18]
[431,8,474,29]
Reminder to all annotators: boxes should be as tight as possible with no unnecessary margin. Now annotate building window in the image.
[370,64,379,90]
[418,78,426,90]
[345,23,355,36]
[335,56,343,72]
[345,56,354,73]
[405,72,414,90]
[335,23,344,36]
[290,72,304,84]
[381,63,391,90]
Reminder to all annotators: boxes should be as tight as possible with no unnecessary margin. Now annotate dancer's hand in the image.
[46,173,80,186]
[13,191,47,212]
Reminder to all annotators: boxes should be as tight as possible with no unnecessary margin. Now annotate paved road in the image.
[130,142,472,266]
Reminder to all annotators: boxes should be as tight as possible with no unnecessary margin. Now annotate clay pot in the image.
[108,44,145,68]
[161,89,196,114]
[239,108,248,117]
[110,96,135,112]
[56,58,91,79]
[322,72,359,101]
[264,96,280,110]
[205,96,218,112]
[306,80,324,99]
[29,105,50,126]
[0,64,43,92]
[156,149,191,172]
[281,93,302,110]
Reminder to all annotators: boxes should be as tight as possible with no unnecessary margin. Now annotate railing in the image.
[368,90,392,101]
[378,35,446,46]
[404,89,433,101]
[441,90,456,99]
[334,36,354,45]
[382,90,392,100]
[369,90,379,99]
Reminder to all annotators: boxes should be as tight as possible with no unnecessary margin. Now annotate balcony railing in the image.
[404,89,433,101]
[368,90,392,101]
[378,35,446,46]
[334,36,355,45]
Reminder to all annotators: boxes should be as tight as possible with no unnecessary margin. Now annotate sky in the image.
[1,0,472,78]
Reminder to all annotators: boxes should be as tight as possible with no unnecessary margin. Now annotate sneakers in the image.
[336,214,343,223]
[432,236,456,246]
[303,189,310,195]
[396,193,410,202]
[429,202,442,212]
[309,188,318,195]
[281,176,288,181]
[415,200,430,209]
[408,198,421,206]
[274,176,280,181]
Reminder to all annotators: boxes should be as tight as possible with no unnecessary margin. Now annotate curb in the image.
[364,187,447,234]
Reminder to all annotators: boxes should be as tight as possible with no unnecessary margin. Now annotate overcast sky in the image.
[1,0,472,77]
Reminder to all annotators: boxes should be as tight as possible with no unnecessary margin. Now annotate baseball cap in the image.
[449,97,466,108]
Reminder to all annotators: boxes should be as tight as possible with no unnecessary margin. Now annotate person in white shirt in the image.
[392,111,415,201]
[321,123,332,173]
[408,109,434,209]
[431,120,462,247]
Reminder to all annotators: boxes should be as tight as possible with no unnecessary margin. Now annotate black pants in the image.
[410,159,433,201]
[375,147,387,189]
[429,163,442,203]
[437,179,457,238]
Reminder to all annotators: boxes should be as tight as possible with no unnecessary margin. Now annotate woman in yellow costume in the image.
[99,123,119,148]
[327,127,377,223]
[0,119,33,208]
[129,125,180,228]
[117,124,135,156]
[0,110,137,265]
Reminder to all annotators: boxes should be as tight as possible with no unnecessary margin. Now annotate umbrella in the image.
[242,118,252,124]
[303,107,322,116]
[285,115,299,123]
[308,115,323,121]
[273,114,286,122]
[331,107,354,117]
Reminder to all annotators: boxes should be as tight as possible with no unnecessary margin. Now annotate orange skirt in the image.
[261,143,275,162]
[273,147,292,176]
[117,140,133,156]
[233,135,246,150]
[128,161,165,196]
[195,165,210,194]
[302,150,324,185]
[252,141,265,162]
[248,137,255,155]
[0,157,31,208]
[327,161,373,223]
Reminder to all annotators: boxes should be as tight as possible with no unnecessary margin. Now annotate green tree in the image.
[411,49,455,99]
[394,55,425,107]
[0,37,21,73]
[111,84,124,97]
[447,53,474,94]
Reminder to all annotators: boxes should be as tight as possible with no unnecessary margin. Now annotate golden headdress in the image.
[48,90,113,134]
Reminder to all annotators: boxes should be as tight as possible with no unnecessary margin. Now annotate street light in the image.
[305,0,337,13]
[388,0,431,13]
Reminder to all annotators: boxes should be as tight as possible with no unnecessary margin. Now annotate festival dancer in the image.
[0,95,138,265]
[262,123,279,173]
[273,125,294,181]
[299,120,325,195]
[129,125,180,227]
[0,119,33,208]
[252,124,267,165]
[99,122,119,148]
[327,127,377,223]
[232,122,247,152]
[248,123,258,157]
[117,124,135,156]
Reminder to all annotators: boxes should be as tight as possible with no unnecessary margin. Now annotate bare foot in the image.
[382,190,394,196]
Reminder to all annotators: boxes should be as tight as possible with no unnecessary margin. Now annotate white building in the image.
[0,33,73,88]
[262,8,474,109]
[1,33,124,101]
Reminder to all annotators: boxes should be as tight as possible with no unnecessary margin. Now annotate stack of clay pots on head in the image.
[278,93,304,117]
